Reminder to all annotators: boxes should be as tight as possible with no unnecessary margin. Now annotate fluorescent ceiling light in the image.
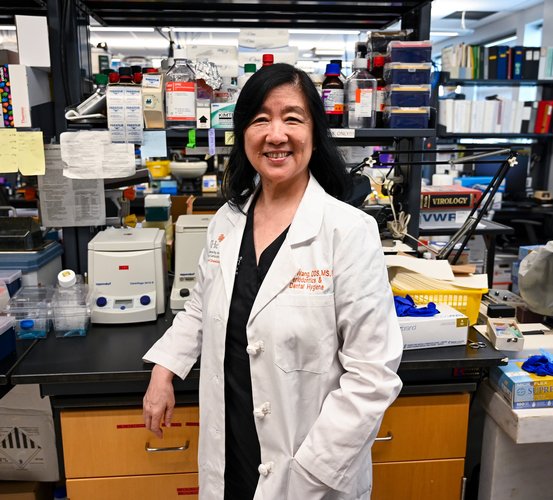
[289,29,360,35]
[430,31,460,37]
[90,27,155,32]
[0,26,16,31]
[484,35,517,47]
[161,27,240,33]
[90,37,169,49]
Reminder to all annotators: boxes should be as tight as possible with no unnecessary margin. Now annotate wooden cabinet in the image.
[372,393,470,500]
[61,406,199,500]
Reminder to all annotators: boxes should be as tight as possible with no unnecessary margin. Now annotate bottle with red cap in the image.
[262,54,274,67]
[322,63,344,128]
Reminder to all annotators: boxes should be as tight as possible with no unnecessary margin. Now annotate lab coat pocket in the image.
[274,294,336,374]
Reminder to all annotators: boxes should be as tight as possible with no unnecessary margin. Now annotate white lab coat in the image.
[144,174,403,499]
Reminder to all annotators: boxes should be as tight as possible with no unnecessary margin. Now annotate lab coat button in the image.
[258,461,274,476]
[253,401,271,419]
[246,340,265,356]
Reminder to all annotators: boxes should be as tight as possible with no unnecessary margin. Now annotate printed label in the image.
[322,88,344,115]
[166,81,196,121]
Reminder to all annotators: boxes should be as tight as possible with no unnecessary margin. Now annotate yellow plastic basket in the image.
[392,287,488,326]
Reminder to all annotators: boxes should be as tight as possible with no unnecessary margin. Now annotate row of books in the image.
[441,44,540,80]
[438,99,553,135]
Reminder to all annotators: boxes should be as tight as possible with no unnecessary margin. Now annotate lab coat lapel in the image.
[219,203,250,302]
[249,174,326,323]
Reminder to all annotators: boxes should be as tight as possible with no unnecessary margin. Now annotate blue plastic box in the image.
[384,63,432,85]
[387,85,431,107]
[388,41,432,63]
[384,107,430,128]
[0,269,22,297]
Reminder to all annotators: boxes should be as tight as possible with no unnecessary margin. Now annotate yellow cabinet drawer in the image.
[373,394,469,463]
[373,458,464,500]
[67,472,198,500]
[61,406,199,478]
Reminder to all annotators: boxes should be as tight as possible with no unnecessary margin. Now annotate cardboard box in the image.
[15,16,50,69]
[398,303,469,350]
[489,359,553,409]
[0,385,59,481]
[0,481,52,500]
[7,65,52,128]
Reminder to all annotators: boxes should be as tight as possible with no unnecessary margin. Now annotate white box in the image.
[8,65,52,128]
[0,385,59,481]
[398,303,469,350]
[15,15,50,69]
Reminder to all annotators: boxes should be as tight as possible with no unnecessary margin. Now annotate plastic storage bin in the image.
[387,41,432,63]
[386,85,431,107]
[384,107,431,128]
[0,316,16,361]
[144,194,172,222]
[146,158,171,179]
[384,63,432,85]
[0,269,22,297]
[6,286,54,339]
[52,284,91,338]
[0,241,63,287]
[392,287,487,325]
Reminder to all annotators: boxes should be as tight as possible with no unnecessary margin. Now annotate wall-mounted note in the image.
[17,131,45,175]
[0,129,18,173]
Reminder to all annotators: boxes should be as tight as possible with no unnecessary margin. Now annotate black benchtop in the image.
[8,305,507,400]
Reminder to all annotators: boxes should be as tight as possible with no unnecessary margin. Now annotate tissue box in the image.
[489,358,553,409]
[398,303,469,350]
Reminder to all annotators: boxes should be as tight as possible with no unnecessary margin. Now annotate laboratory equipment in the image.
[170,214,212,312]
[52,269,91,337]
[5,286,54,339]
[88,228,167,324]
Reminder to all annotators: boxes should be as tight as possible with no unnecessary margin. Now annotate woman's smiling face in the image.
[244,83,313,189]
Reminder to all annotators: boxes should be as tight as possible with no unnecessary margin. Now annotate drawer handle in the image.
[375,432,393,442]
[145,440,190,453]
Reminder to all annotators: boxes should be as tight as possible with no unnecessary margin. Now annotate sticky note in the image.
[0,129,18,173]
[224,131,235,145]
[17,131,46,175]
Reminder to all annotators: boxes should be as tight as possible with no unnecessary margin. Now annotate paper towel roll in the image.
[432,174,453,186]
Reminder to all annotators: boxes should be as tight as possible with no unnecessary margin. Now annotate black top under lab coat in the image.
[224,200,289,500]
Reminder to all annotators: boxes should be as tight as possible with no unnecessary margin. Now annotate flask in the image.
[322,63,344,128]
[262,54,274,67]
[371,55,387,127]
[237,63,256,90]
[165,57,197,129]
[344,57,377,129]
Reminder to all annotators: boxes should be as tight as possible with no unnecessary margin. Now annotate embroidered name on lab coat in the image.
[207,234,224,264]
[289,268,333,292]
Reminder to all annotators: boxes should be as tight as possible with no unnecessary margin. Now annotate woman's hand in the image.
[143,364,176,438]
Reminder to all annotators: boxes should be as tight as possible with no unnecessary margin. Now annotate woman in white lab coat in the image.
[143,63,403,500]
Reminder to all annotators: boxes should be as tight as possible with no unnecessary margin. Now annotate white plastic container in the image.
[52,270,91,338]
[5,286,54,339]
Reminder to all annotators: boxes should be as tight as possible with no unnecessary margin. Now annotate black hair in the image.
[222,63,351,209]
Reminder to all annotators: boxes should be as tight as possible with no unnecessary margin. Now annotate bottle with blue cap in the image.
[322,63,344,128]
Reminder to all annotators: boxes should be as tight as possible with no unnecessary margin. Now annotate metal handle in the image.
[145,440,190,452]
[375,432,393,442]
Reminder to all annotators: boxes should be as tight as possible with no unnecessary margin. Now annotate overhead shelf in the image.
[0,0,46,24]
[78,0,431,30]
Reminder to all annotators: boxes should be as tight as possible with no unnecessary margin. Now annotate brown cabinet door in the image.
[373,459,464,500]
[373,394,470,463]
[61,406,199,478]
[67,472,199,500]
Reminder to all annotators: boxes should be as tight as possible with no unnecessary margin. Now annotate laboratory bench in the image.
[4,306,508,500]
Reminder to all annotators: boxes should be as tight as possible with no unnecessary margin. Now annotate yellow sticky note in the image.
[17,131,46,176]
[0,129,18,173]
[224,131,235,146]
